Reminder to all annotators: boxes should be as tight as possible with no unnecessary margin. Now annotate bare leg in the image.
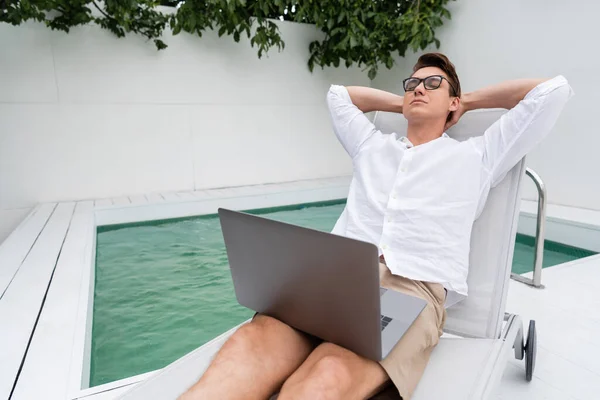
[179,314,318,400]
[278,342,390,400]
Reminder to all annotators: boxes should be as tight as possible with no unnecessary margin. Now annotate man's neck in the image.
[406,120,446,146]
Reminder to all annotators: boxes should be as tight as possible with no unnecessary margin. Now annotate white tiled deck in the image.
[0,176,599,400]
[498,254,600,400]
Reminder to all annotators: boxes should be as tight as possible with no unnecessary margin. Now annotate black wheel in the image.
[524,320,537,381]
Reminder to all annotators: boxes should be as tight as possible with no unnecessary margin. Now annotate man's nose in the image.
[414,81,426,96]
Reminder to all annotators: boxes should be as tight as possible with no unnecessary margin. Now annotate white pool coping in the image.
[519,199,600,253]
[1,175,599,400]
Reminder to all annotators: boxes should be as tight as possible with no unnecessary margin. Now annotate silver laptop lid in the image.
[218,208,383,360]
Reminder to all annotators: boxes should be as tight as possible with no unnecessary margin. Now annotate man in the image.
[181,53,572,400]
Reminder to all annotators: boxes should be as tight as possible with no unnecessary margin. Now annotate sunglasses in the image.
[402,75,457,96]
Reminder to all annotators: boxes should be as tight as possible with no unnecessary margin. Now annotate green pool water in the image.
[91,201,596,386]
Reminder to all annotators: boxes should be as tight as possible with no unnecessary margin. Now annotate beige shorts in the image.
[378,263,447,400]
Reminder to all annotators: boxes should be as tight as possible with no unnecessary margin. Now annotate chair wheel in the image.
[524,320,537,381]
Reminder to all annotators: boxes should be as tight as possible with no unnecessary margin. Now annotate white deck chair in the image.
[119,109,536,400]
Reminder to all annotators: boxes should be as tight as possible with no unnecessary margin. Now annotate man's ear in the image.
[449,96,460,112]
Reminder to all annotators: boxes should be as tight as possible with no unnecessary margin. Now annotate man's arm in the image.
[327,86,404,158]
[445,79,549,131]
[328,85,402,158]
[467,76,573,187]
[462,79,548,112]
[345,86,404,114]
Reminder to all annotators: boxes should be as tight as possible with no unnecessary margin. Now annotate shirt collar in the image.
[399,133,449,148]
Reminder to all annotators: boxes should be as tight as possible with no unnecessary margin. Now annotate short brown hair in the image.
[412,53,461,97]
[412,53,461,122]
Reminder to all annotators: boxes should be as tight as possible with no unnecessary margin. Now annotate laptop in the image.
[218,208,427,361]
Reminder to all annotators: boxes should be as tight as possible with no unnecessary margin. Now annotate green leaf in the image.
[350,35,358,48]
[218,26,227,37]
[411,22,419,36]
[368,67,377,80]
[327,18,334,30]
[410,37,419,51]
[330,27,342,36]
[338,35,350,50]
[154,39,167,50]
[172,23,182,36]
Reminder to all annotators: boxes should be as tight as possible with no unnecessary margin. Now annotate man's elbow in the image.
[327,85,353,110]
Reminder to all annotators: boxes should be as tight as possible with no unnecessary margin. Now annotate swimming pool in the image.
[91,200,596,386]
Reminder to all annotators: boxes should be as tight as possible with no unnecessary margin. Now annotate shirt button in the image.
[392,194,397,199]
[401,168,407,173]
[382,244,388,250]
[387,217,392,223]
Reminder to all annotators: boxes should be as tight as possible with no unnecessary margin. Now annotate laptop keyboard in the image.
[381,315,392,331]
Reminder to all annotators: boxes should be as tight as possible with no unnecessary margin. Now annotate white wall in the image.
[3,0,599,245]
[0,20,366,244]
[372,0,600,212]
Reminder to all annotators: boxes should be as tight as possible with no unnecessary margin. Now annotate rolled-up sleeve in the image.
[478,75,574,187]
[327,85,377,158]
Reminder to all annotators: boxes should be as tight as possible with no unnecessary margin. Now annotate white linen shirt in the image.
[327,76,573,306]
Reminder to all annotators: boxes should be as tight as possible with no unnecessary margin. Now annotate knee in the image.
[225,315,283,353]
[287,356,352,399]
[311,356,353,390]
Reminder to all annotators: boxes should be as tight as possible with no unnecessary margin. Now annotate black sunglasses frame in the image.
[402,75,458,97]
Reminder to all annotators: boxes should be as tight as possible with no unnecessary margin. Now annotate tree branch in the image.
[92,1,111,20]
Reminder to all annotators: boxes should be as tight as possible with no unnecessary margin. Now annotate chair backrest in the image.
[372,110,526,339]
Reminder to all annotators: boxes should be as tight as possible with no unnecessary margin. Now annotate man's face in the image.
[402,66,459,123]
